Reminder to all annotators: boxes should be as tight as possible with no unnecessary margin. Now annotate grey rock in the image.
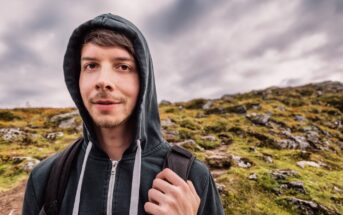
[284,197,333,215]
[263,155,273,163]
[248,173,257,180]
[50,110,79,123]
[202,100,213,110]
[205,154,231,169]
[279,131,310,149]
[173,139,204,152]
[271,169,299,180]
[161,118,174,127]
[45,132,64,140]
[293,136,311,149]
[12,156,40,173]
[231,155,252,168]
[277,139,298,149]
[201,135,217,141]
[59,117,76,129]
[282,181,307,194]
[216,183,226,194]
[294,115,306,121]
[228,105,247,114]
[333,186,342,193]
[50,110,80,129]
[246,113,271,126]
[296,161,322,169]
[0,128,25,141]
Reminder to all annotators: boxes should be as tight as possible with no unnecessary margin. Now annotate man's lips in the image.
[92,99,122,105]
[91,99,123,111]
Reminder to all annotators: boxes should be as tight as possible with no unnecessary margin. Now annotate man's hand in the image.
[144,168,200,215]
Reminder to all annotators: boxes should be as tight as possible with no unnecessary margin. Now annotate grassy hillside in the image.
[0,81,342,214]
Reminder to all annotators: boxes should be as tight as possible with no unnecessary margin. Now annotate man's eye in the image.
[84,63,98,71]
[118,64,131,71]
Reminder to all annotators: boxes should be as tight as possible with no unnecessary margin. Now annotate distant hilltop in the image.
[0,81,342,214]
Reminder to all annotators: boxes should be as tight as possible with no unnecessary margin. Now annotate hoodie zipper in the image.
[107,160,119,215]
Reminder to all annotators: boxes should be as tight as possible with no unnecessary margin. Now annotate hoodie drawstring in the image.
[129,139,142,215]
[72,141,93,215]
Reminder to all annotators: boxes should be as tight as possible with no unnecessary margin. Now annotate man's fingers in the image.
[148,188,165,205]
[152,178,173,194]
[144,201,161,215]
[156,168,185,186]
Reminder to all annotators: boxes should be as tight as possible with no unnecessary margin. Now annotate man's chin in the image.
[93,116,128,129]
[95,120,121,128]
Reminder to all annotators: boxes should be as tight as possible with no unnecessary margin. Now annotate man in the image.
[23,13,224,215]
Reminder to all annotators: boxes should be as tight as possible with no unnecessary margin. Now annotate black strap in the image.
[163,145,195,180]
[41,137,84,215]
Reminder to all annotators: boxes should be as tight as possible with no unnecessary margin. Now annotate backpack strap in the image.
[40,137,84,215]
[163,145,195,180]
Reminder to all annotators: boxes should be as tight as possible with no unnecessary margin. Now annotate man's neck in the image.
[95,122,134,161]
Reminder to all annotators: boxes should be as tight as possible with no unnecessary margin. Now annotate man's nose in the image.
[95,66,115,91]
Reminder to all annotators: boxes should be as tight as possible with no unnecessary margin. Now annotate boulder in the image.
[283,197,334,215]
[246,113,271,126]
[173,139,204,152]
[296,161,322,169]
[279,131,310,149]
[202,100,213,110]
[0,128,26,142]
[45,132,64,140]
[231,155,253,168]
[263,155,273,163]
[201,135,217,141]
[205,154,231,169]
[59,117,77,129]
[216,183,227,194]
[12,156,40,173]
[271,169,299,180]
[248,173,258,180]
[50,110,80,129]
[280,181,307,194]
[50,110,79,123]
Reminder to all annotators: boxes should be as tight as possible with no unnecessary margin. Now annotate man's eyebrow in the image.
[111,57,134,62]
[80,56,134,62]
[81,57,98,61]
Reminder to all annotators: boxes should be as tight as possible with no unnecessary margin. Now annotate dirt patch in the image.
[0,180,27,215]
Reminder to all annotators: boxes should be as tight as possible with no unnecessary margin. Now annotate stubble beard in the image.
[94,115,130,129]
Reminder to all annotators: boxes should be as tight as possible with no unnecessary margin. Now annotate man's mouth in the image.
[92,99,122,111]
[93,99,122,105]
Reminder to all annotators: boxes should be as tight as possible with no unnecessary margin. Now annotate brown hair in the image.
[83,29,135,57]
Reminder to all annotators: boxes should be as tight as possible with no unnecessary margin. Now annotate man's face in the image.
[79,43,140,128]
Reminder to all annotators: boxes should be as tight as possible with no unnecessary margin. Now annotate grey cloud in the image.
[1,0,342,108]
[247,0,343,61]
[145,0,224,38]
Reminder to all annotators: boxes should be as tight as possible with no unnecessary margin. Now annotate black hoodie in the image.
[22,13,224,215]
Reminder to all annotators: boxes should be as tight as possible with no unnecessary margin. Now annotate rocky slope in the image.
[0,81,342,214]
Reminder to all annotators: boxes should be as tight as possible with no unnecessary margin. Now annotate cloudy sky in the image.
[0,0,342,108]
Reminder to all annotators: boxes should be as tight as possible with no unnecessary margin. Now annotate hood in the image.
[63,13,164,215]
[63,13,163,154]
